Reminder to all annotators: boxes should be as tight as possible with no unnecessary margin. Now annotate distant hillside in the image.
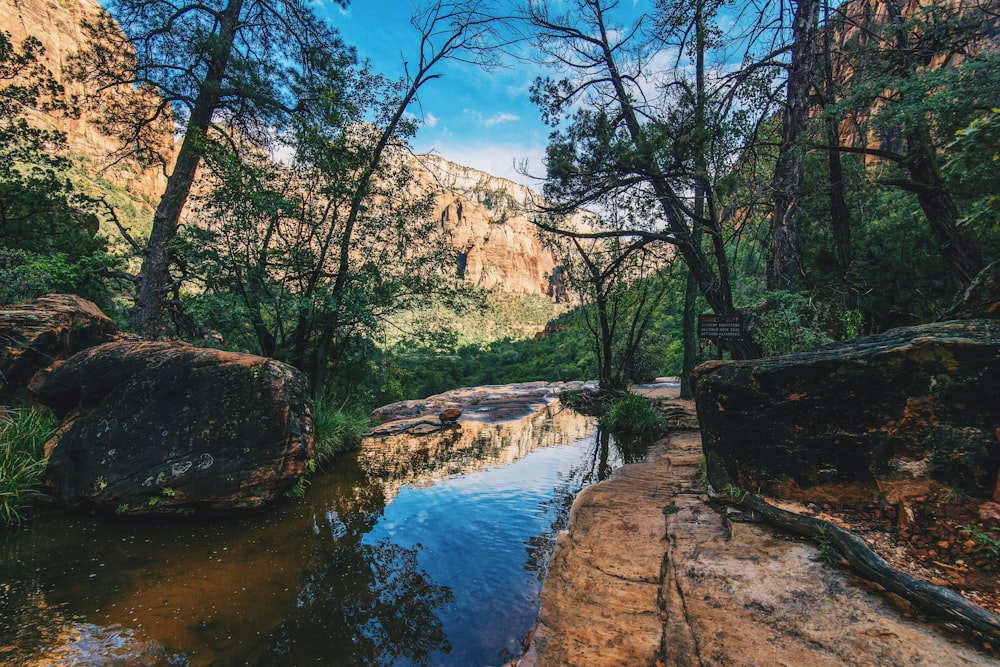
[2,0,570,302]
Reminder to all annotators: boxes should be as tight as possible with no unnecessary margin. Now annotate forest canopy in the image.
[1,0,998,404]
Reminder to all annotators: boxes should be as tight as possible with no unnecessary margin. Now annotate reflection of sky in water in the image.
[364,431,614,666]
[0,402,648,667]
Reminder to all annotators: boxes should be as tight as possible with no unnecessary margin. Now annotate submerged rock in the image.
[0,294,130,405]
[692,319,1000,504]
[36,341,312,514]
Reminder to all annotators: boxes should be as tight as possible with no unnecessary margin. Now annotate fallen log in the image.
[711,490,1000,647]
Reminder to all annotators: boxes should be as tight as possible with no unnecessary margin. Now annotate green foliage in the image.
[962,525,1000,558]
[815,527,842,568]
[662,501,679,515]
[0,30,119,306]
[311,400,372,466]
[946,107,1000,233]
[753,292,834,357]
[600,393,663,437]
[0,408,56,527]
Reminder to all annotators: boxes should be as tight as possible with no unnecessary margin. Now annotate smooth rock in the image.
[692,319,1000,503]
[36,340,312,514]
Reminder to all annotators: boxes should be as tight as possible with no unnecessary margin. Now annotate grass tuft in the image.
[1,408,57,527]
[600,392,663,437]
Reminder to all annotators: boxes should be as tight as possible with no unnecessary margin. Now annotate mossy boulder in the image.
[692,319,1000,504]
[36,341,312,514]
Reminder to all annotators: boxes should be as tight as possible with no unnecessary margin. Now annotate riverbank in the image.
[519,398,1000,667]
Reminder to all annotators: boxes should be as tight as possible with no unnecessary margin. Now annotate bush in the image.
[601,392,663,437]
[1,408,57,527]
[311,400,373,466]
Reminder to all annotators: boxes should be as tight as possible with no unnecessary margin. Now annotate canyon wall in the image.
[2,0,568,300]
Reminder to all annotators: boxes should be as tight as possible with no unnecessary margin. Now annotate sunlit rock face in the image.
[693,319,1000,504]
[0,0,172,206]
[361,381,597,502]
[414,155,582,301]
[36,340,313,514]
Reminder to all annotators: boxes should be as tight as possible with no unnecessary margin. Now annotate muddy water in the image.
[0,404,648,666]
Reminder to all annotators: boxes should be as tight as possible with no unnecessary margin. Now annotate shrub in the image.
[1,408,57,527]
[601,392,663,437]
[311,400,373,466]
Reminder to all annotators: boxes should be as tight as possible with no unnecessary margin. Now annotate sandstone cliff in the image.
[415,154,569,300]
[1,0,171,218]
[2,0,567,300]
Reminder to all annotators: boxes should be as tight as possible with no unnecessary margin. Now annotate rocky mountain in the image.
[1,0,170,216]
[2,0,567,301]
[416,154,570,300]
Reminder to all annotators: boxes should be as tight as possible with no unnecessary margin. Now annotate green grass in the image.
[311,400,373,466]
[1,408,57,527]
[600,392,664,437]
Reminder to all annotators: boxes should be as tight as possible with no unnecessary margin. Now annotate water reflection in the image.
[0,401,648,666]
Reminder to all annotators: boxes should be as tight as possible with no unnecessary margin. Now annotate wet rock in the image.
[35,341,312,514]
[0,294,130,405]
[692,319,1000,504]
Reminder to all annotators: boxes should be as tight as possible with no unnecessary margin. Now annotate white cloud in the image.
[424,112,439,128]
[419,141,548,193]
[483,112,520,128]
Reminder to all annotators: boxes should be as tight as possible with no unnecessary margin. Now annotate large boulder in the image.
[36,341,312,514]
[0,294,129,405]
[692,319,1000,504]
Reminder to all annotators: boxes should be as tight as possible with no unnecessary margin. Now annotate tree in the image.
[523,0,761,360]
[0,30,116,305]
[181,1,510,397]
[541,197,676,391]
[822,0,996,286]
[74,0,353,338]
[768,0,820,293]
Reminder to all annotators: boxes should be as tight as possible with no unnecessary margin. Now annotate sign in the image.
[698,313,744,341]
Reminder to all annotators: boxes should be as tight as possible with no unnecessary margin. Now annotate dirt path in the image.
[519,405,1000,667]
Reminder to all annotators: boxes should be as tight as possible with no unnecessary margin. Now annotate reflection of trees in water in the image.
[522,428,651,585]
[247,459,453,667]
[253,536,453,667]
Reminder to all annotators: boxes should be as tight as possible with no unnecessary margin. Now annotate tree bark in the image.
[131,0,245,339]
[823,0,855,309]
[900,128,985,285]
[768,0,820,293]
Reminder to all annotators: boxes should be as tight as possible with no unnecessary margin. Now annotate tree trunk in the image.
[768,0,820,293]
[880,0,985,287]
[717,491,1000,645]
[823,0,855,309]
[901,128,985,285]
[131,0,245,339]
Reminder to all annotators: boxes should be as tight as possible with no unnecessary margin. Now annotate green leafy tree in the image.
[74,0,353,338]
[823,0,998,286]
[0,30,116,305]
[180,1,507,397]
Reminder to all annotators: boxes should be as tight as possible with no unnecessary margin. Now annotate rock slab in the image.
[0,294,129,405]
[692,319,1000,503]
[36,340,312,514]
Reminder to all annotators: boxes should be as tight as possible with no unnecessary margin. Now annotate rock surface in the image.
[36,340,312,514]
[0,294,130,405]
[692,319,1000,504]
[520,407,999,666]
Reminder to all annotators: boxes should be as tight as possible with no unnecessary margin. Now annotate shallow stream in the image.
[1,401,649,666]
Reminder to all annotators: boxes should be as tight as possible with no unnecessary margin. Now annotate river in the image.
[1,395,651,666]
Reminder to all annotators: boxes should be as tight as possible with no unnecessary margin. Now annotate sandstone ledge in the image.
[520,406,999,667]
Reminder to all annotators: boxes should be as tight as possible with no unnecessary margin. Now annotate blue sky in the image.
[325,0,553,189]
